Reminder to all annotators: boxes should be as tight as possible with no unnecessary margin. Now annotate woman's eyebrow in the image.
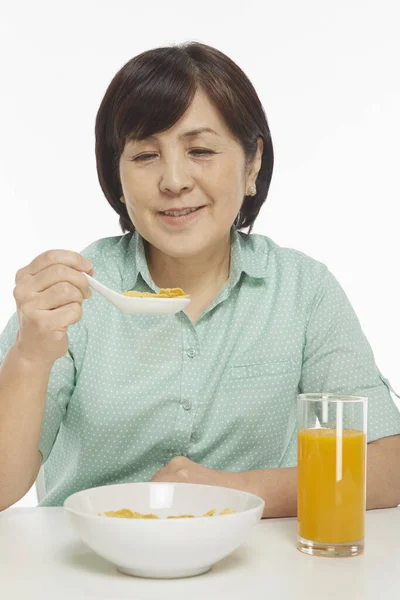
[133,127,219,143]
[180,127,218,139]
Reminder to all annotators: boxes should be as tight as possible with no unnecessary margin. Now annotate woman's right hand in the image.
[12,250,94,367]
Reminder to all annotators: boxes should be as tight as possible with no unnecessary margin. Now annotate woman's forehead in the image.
[128,91,237,145]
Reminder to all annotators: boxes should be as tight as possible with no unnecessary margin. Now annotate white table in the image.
[0,507,399,600]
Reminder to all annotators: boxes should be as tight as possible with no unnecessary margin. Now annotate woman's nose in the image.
[159,157,194,195]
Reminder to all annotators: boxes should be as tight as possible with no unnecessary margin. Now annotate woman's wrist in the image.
[11,340,55,373]
[218,469,262,500]
[221,467,298,519]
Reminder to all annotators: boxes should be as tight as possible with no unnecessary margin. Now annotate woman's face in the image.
[119,90,262,259]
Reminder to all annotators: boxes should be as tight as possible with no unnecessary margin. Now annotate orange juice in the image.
[298,428,366,543]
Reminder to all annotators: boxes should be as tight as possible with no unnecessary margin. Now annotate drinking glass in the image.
[297,393,367,557]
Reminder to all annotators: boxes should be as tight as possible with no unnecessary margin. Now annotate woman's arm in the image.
[240,434,400,518]
[150,434,400,519]
[0,344,51,511]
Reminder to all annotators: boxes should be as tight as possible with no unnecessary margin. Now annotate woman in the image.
[0,42,399,513]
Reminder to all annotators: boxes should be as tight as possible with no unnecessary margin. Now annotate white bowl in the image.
[64,482,264,579]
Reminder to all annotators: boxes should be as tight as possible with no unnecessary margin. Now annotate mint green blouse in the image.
[1,230,399,506]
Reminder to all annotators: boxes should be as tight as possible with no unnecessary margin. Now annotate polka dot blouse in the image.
[1,230,399,506]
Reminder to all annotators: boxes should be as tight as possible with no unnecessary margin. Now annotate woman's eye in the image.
[133,153,157,162]
[189,149,214,156]
[131,149,214,162]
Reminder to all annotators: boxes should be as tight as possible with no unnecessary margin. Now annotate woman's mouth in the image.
[158,206,205,227]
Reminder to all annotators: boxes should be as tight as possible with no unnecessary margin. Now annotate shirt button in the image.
[186,349,196,358]
[182,400,192,411]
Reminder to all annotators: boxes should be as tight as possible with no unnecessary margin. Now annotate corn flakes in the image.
[122,288,189,299]
[101,508,235,519]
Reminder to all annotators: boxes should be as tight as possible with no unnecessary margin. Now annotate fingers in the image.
[151,457,190,482]
[14,254,93,310]
[16,249,93,283]
[42,302,84,328]
[32,282,88,311]
[27,264,91,296]
[12,250,94,365]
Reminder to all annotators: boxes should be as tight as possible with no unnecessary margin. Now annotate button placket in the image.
[170,324,200,456]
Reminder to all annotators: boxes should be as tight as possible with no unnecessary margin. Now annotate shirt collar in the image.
[229,229,269,286]
[122,228,269,293]
[122,231,156,292]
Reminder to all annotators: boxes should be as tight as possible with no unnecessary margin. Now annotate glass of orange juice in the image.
[297,393,367,558]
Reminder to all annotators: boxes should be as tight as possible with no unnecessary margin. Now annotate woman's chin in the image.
[151,235,211,260]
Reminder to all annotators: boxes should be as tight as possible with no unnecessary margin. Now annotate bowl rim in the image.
[63,481,265,522]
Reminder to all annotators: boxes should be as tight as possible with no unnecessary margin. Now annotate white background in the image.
[0,0,399,508]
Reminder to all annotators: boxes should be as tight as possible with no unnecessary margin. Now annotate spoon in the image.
[83,273,191,315]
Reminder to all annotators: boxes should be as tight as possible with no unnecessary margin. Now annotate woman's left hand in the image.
[150,456,242,489]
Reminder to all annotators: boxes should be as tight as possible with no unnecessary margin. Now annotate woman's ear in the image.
[253,137,264,179]
[246,137,264,189]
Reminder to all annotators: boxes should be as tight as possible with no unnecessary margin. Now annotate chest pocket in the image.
[215,356,300,467]
[229,358,297,379]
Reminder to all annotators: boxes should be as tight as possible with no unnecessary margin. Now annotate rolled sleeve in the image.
[38,352,76,463]
[0,312,76,464]
[0,314,19,364]
[300,268,400,443]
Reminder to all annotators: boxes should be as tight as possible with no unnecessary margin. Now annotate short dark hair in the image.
[95,42,274,233]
